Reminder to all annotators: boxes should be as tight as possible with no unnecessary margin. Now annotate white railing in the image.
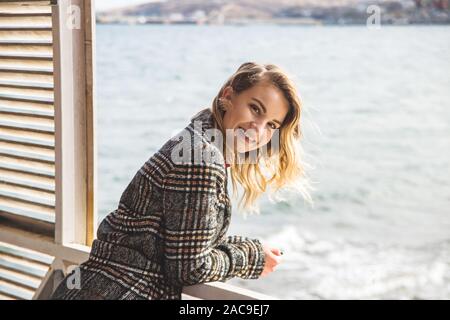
[182,282,276,300]
[0,225,275,300]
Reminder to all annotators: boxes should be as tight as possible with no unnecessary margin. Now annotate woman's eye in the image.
[268,123,277,130]
[250,104,260,114]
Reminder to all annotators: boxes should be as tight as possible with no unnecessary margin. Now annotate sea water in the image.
[96,24,450,299]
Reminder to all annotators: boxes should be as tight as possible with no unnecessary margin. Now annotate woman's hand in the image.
[260,244,283,277]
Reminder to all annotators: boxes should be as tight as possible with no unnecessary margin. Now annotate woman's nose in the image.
[249,121,265,141]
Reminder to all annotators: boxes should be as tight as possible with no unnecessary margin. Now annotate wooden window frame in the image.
[52,0,97,248]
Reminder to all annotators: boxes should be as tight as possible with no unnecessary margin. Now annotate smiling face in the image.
[221,81,290,153]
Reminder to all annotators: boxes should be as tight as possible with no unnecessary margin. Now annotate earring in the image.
[218,98,228,112]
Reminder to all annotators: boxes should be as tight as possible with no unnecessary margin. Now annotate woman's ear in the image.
[222,86,234,101]
[220,86,234,112]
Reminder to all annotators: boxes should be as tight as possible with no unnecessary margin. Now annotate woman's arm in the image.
[162,161,266,286]
[215,235,267,281]
[219,236,283,279]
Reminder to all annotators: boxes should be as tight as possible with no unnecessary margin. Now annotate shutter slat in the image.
[0,13,51,18]
[0,92,53,104]
[0,57,53,70]
[0,148,55,165]
[0,176,53,194]
[0,292,16,299]
[0,252,48,278]
[0,121,54,135]
[0,1,51,4]
[0,40,53,44]
[0,28,53,40]
[0,167,54,189]
[0,241,52,300]
[0,268,40,290]
[0,66,52,75]
[0,281,33,300]
[0,110,53,126]
[0,44,52,55]
[0,15,51,27]
[0,138,54,158]
[0,105,54,116]
[0,3,51,14]
[0,39,51,44]
[0,87,53,100]
[0,135,54,150]
[0,103,53,115]
[0,26,51,31]
[0,131,53,149]
[0,70,52,83]
[0,242,53,264]
[0,181,54,203]
[0,80,53,90]
[0,161,54,178]
[0,197,54,220]
[0,148,53,164]
[0,99,53,113]
[0,53,52,60]
[0,188,54,208]
[0,153,54,173]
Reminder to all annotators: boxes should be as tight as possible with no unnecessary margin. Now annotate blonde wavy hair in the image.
[211,62,312,212]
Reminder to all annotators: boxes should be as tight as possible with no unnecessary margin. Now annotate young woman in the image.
[51,62,309,300]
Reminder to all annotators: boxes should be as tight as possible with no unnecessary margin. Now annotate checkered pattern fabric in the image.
[51,108,265,300]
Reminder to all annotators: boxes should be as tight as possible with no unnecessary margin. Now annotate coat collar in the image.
[189,107,227,166]
[190,107,217,134]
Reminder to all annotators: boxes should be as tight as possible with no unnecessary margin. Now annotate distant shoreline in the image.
[97,0,450,27]
[96,15,450,26]
[96,21,450,27]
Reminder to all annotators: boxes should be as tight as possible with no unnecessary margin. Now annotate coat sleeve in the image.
[162,161,266,286]
[215,235,267,282]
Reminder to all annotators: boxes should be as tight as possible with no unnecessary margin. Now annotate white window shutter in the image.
[0,0,96,300]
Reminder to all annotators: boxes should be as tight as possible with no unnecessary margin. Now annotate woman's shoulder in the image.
[160,108,225,167]
[141,108,227,186]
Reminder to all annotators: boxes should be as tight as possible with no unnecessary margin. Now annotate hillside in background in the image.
[97,0,450,25]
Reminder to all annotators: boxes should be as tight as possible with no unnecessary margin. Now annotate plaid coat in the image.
[51,108,266,300]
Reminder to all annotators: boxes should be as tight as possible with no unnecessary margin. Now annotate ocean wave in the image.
[230,225,450,299]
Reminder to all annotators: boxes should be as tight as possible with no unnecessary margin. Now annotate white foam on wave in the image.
[231,225,450,299]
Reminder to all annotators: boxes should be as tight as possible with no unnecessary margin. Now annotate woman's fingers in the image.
[266,252,282,269]
[269,249,283,262]
[270,248,283,256]
[272,255,282,267]
[261,244,284,277]
[270,248,280,256]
